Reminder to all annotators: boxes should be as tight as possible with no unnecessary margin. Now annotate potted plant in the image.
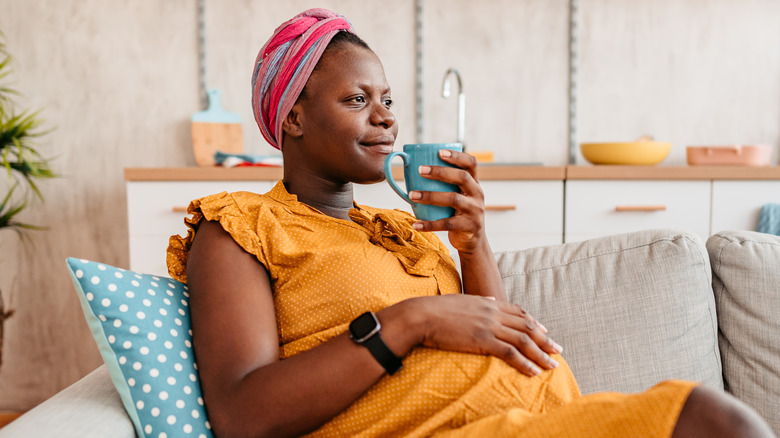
[0,34,56,370]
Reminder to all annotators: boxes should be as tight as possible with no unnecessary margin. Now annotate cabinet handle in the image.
[615,205,667,212]
[172,206,188,213]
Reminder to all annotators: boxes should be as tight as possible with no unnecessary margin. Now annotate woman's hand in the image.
[409,149,486,253]
[396,294,563,376]
[409,148,508,301]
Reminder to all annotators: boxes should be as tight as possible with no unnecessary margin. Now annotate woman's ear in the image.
[282,105,304,139]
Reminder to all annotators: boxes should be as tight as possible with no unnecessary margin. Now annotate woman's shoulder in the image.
[192,187,289,220]
[196,189,267,208]
[167,189,283,282]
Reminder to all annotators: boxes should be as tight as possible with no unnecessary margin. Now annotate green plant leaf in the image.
[0,34,57,236]
[0,184,43,232]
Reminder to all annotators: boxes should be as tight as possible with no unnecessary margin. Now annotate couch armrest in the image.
[0,365,134,438]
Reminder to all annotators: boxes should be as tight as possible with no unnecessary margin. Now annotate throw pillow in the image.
[66,257,214,438]
[706,230,780,435]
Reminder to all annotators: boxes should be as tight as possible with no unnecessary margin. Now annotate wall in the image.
[0,0,778,410]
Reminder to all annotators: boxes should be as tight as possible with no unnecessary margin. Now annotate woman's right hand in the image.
[397,294,563,376]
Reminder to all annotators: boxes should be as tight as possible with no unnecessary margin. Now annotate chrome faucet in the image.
[441,68,465,146]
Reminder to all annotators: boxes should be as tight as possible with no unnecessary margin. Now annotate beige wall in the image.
[0,0,778,410]
[578,0,780,165]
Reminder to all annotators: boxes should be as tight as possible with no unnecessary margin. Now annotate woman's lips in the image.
[362,136,395,153]
[366,144,394,154]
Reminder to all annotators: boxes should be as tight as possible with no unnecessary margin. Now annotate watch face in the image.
[350,312,380,340]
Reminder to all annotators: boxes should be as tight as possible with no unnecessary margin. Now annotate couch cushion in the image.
[495,229,722,395]
[706,230,780,434]
[66,258,214,438]
[0,365,134,438]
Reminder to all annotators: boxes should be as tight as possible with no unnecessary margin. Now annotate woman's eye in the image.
[352,96,365,103]
[383,98,393,108]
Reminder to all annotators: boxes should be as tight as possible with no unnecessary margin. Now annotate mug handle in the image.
[384,151,412,204]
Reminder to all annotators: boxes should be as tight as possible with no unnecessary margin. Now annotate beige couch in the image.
[2,229,778,437]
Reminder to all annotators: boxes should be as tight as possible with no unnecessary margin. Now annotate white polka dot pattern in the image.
[67,258,213,438]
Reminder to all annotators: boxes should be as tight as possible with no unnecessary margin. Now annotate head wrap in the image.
[251,8,355,150]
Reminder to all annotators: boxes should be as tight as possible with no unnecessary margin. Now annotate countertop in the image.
[124,165,780,181]
[566,165,780,180]
[124,165,567,181]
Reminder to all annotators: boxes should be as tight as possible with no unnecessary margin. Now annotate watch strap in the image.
[361,331,403,375]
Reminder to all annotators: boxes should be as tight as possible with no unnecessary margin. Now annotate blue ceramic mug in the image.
[384,143,463,221]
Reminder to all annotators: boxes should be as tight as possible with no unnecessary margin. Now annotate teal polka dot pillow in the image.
[66,258,214,438]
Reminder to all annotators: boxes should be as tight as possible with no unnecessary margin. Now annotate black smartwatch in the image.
[349,312,403,375]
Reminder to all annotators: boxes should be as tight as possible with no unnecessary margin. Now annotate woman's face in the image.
[291,43,398,185]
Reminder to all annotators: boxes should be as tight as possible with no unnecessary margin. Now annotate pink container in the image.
[686,145,772,166]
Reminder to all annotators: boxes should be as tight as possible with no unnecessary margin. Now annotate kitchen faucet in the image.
[441,68,465,147]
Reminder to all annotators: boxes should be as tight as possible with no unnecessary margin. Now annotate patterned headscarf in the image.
[251,8,354,150]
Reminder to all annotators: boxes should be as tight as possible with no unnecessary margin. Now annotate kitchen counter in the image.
[566,165,780,180]
[125,165,780,181]
[123,166,567,181]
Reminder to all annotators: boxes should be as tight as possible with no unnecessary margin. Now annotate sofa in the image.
[2,228,778,437]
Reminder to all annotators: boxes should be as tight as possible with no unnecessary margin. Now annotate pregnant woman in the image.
[167,8,774,438]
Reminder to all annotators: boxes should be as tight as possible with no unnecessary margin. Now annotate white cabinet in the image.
[711,181,780,234]
[564,180,712,243]
[126,181,274,277]
[127,178,564,276]
[480,181,564,252]
[125,167,780,277]
[356,180,564,255]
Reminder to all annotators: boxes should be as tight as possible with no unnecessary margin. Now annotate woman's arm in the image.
[187,220,412,437]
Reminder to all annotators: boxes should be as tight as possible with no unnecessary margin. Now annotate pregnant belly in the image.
[308,348,578,438]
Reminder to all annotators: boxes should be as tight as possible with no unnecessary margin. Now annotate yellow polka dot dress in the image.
[167,181,696,437]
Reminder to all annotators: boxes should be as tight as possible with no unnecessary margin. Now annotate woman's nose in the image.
[371,104,395,128]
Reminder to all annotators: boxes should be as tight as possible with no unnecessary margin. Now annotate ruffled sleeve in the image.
[166,191,263,283]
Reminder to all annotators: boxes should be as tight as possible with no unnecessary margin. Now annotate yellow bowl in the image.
[580,142,671,165]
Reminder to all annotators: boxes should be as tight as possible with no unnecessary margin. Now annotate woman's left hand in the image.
[410,149,486,253]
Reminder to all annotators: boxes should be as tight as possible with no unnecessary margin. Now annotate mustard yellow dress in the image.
[167,181,696,438]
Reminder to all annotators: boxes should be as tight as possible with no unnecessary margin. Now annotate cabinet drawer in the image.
[565,180,711,243]
[127,181,275,275]
[127,181,274,236]
[481,181,564,251]
[711,181,780,233]
[356,180,564,254]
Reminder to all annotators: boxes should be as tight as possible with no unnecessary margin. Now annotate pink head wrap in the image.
[251,8,354,150]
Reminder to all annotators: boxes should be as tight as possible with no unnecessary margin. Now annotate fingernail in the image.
[552,342,563,354]
[410,191,422,200]
[530,366,542,376]
[439,149,452,157]
[548,357,559,368]
[412,222,424,230]
[537,321,548,333]
[418,165,431,175]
